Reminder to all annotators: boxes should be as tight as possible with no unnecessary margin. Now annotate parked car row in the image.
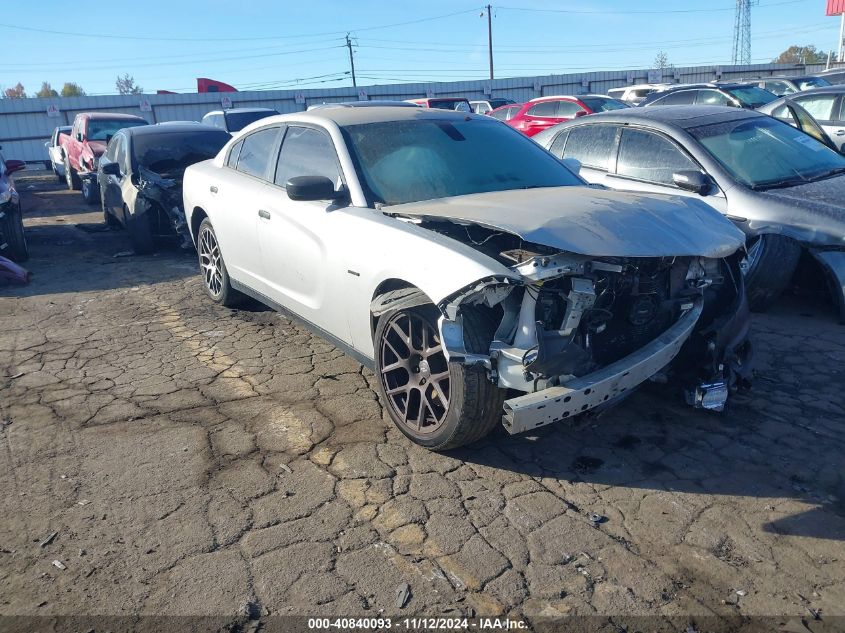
[22,84,845,450]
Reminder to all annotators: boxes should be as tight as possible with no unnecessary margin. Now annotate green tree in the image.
[115,73,143,95]
[60,82,86,97]
[3,82,26,99]
[36,82,59,98]
[773,45,829,64]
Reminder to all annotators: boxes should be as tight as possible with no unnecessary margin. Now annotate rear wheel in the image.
[0,204,29,262]
[374,304,504,450]
[742,234,802,312]
[197,218,242,307]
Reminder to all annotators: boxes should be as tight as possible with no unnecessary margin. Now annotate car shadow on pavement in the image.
[2,174,197,297]
[452,386,845,542]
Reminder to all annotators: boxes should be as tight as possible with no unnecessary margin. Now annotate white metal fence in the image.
[0,62,833,162]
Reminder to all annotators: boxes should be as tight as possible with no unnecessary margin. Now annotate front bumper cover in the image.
[502,299,703,435]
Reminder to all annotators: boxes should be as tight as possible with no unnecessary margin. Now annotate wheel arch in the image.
[190,207,208,245]
[370,279,432,339]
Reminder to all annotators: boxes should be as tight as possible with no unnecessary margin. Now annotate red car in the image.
[503,95,629,137]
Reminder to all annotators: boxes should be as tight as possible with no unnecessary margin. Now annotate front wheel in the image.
[374,305,504,450]
[197,218,242,307]
[81,178,99,205]
[126,208,154,254]
[742,234,802,312]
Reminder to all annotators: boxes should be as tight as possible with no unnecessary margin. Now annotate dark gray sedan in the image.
[533,106,845,320]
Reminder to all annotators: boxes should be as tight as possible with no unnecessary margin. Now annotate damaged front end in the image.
[435,241,752,434]
[134,166,192,249]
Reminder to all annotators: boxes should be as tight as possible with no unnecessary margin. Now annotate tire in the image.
[743,234,802,312]
[0,204,29,263]
[126,208,155,254]
[197,218,242,307]
[101,193,120,229]
[53,163,63,183]
[65,160,81,191]
[374,304,505,450]
[81,178,99,205]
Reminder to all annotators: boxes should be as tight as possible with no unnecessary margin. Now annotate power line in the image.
[496,0,808,15]
[0,7,483,43]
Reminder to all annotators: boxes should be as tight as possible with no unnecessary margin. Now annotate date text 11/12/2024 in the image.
[307,617,529,630]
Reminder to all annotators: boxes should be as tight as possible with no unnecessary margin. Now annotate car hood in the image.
[388,187,745,258]
[758,176,845,218]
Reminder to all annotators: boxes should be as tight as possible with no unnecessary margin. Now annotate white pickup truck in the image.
[44,125,71,182]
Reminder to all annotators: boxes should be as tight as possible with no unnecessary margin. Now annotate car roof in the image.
[122,123,226,136]
[785,85,845,94]
[246,106,488,129]
[562,105,761,128]
[309,100,418,109]
[205,107,278,115]
[81,112,148,121]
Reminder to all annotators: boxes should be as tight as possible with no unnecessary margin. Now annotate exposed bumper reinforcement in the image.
[502,298,703,434]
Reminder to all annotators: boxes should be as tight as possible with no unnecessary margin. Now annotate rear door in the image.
[210,125,282,293]
[792,92,845,149]
[555,124,620,186]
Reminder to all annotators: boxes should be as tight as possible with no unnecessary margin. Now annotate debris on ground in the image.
[113,251,134,258]
[77,499,90,506]
[51,560,66,570]
[736,589,747,597]
[588,512,607,526]
[395,582,411,609]
[278,463,293,474]
[0,256,31,286]
[40,532,58,548]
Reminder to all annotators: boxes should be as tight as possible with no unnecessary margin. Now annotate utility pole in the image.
[346,33,357,88]
[486,4,494,80]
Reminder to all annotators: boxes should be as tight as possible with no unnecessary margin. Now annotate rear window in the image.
[562,125,618,170]
[725,86,777,108]
[87,118,148,141]
[651,90,696,106]
[133,130,231,173]
[225,110,279,133]
[236,127,280,179]
[579,96,629,112]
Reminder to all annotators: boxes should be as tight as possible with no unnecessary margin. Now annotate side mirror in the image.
[286,175,345,202]
[574,110,588,118]
[673,170,712,195]
[5,160,26,175]
[562,157,582,175]
[101,161,121,176]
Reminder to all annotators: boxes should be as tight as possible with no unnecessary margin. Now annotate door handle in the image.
[210,185,218,193]
[258,209,271,220]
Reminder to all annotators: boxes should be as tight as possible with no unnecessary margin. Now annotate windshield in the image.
[797,77,830,90]
[689,116,845,189]
[427,99,472,112]
[489,98,515,109]
[132,130,231,173]
[342,118,582,206]
[724,86,778,108]
[224,110,279,132]
[87,119,147,141]
[580,96,629,112]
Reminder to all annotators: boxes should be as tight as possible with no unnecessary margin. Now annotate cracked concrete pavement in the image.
[1,173,844,629]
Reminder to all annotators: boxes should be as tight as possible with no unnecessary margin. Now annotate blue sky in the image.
[1,0,839,95]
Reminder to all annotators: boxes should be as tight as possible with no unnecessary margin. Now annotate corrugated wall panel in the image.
[2,62,841,161]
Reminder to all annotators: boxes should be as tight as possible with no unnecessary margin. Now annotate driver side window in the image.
[616,129,697,186]
[274,126,341,188]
